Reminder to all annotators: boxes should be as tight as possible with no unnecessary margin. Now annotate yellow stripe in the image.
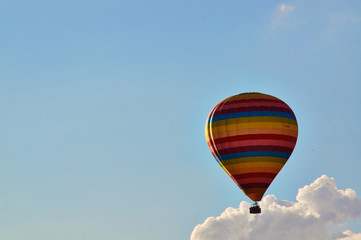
[224,161,284,170]
[210,116,297,127]
[219,164,233,176]
[223,163,284,175]
[205,125,211,142]
[221,156,287,165]
[205,134,210,142]
[209,121,298,133]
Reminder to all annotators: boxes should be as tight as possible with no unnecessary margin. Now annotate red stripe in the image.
[213,134,297,145]
[215,139,297,150]
[213,106,293,116]
[239,182,271,189]
[212,101,289,111]
[233,172,277,179]
[235,177,274,185]
[217,145,294,155]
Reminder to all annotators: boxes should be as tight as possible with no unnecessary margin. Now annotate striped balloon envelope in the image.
[205,92,298,202]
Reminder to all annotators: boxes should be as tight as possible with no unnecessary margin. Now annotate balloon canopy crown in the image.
[250,202,261,214]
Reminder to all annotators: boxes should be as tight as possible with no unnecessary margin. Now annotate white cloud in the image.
[279,4,295,14]
[270,3,296,31]
[339,231,361,240]
[269,1,361,33]
[190,175,361,240]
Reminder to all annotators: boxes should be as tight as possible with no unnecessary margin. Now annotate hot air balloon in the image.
[205,92,298,214]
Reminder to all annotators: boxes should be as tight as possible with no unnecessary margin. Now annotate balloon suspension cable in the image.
[249,201,261,214]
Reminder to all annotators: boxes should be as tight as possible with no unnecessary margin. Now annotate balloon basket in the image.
[250,202,261,214]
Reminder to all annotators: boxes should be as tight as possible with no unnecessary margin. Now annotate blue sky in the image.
[1,1,361,239]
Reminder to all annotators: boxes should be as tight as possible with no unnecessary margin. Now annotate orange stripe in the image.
[244,189,267,201]
[226,94,278,101]
[226,166,284,175]
[209,122,298,132]
[210,128,298,139]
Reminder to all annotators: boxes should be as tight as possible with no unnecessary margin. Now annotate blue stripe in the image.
[211,111,296,122]
[218,151,291,161]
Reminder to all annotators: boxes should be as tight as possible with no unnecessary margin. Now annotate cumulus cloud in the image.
[340,231,361,240]
[191,175,361,240]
